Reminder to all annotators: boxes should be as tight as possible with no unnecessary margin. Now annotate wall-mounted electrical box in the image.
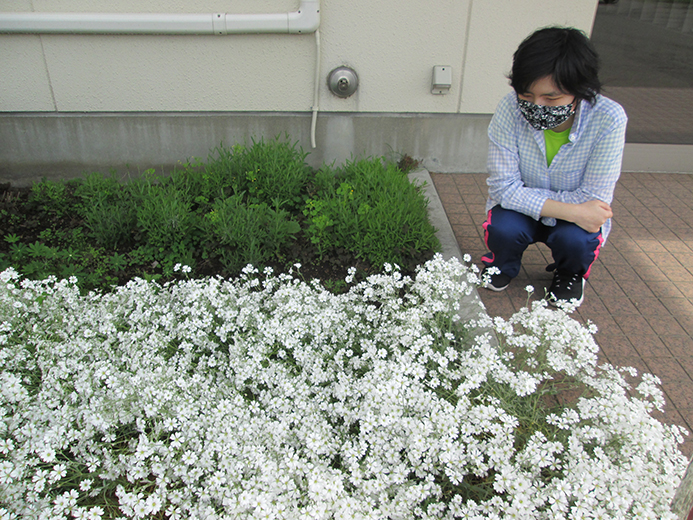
[431,65,452,95]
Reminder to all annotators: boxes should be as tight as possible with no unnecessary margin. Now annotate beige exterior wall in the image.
[1,0,598,115]
[461,1,598,113]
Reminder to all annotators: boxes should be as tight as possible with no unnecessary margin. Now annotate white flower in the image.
[0,438,14,455]
[49,464,67,484]
[87,507,104,520]
[0,259,686,519]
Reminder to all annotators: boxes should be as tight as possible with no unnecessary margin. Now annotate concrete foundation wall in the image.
[0,111,492,186]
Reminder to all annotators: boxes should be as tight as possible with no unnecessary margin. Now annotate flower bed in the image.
[0,140,437,293]
[0,255,688,519]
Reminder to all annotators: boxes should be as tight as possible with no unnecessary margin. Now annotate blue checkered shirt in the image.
[486,91,627,240]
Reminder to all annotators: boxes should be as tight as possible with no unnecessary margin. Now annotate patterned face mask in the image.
[517,96,575,131]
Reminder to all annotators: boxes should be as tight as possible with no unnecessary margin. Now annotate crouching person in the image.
[481,26,627,306]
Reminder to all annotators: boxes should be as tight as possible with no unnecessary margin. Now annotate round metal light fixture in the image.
[328,66,358,98]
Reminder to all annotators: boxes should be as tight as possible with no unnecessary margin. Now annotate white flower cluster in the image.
[0,255,687,519]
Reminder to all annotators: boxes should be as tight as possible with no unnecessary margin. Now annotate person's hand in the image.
[541,198,613,233]
[573,199,612,233]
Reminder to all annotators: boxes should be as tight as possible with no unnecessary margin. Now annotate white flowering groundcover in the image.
[0,255,688,519]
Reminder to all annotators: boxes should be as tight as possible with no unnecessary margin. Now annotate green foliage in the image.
[302,198,335,256]
[1,236,119,291]
[136,185,194,250]
[240,137,311,210]
[306,157,440,267]
[73,170,122,204]
[29,178,70,218]
[1,138,438,292]
[203,194,300,272]
[84,200,137,251]
[74,172,137,250]
[200,136,311,211]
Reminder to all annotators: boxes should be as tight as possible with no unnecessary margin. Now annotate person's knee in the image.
[486,207,536,246]
[487,224,528,247]
[547,223,599,256]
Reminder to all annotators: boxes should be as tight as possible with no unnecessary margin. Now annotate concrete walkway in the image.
[430,170,693,458]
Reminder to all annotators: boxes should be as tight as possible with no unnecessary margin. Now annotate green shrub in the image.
[29,178,70,218]
[306,157,439,267]
[201,137,311,210]
[74,172,138,250]
[136,185,195,251]
[203,194,300,272]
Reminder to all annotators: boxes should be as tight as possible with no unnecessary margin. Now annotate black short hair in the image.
[509,26,601,104]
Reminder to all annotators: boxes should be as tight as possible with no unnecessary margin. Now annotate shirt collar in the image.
[569,96,596,142]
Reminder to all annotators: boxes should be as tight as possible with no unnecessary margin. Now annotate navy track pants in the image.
[481,205,605,279]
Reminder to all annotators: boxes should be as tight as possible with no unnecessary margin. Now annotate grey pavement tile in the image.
[439,202,466,216]
[637,264,676,282]
[645,358,692,386]
[447,212,474,225]
[521,248,550,265]
[600,295,641,315]
[615,314,658,336]
[591,279,629,299]
[678,253,693,272]
[643,228,682,242]
[587,266,615,282]
[437,192,464,205]
[673,315,693,334]
[479,294,516,320]
[661,378,693,412]
[452,224,482,239]
[663,265,693,282]
[671,355,693,381]
[664,336,693,359]
[604,263,642,280]
[596,249,629,265]
[659,297,693,316]
[577,295,611,317]
[607,353,650,375]
[661,240,693,254]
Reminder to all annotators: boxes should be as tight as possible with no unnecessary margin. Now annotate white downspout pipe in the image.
[310,28,321,149]
[0,1,320,35]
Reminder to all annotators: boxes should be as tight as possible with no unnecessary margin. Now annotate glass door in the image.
[590,0,693,143]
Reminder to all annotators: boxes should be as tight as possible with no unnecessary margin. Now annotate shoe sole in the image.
[481,267,511,292]
[483,281,510,292]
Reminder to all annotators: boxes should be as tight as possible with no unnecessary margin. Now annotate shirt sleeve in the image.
[545,110,627,207]
[486,95,556,221]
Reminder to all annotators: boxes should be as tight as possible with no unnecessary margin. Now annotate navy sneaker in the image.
[481,267,511,292]
[547,271,585,306]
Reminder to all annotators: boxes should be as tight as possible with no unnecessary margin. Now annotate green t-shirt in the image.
[544,127,571,167]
